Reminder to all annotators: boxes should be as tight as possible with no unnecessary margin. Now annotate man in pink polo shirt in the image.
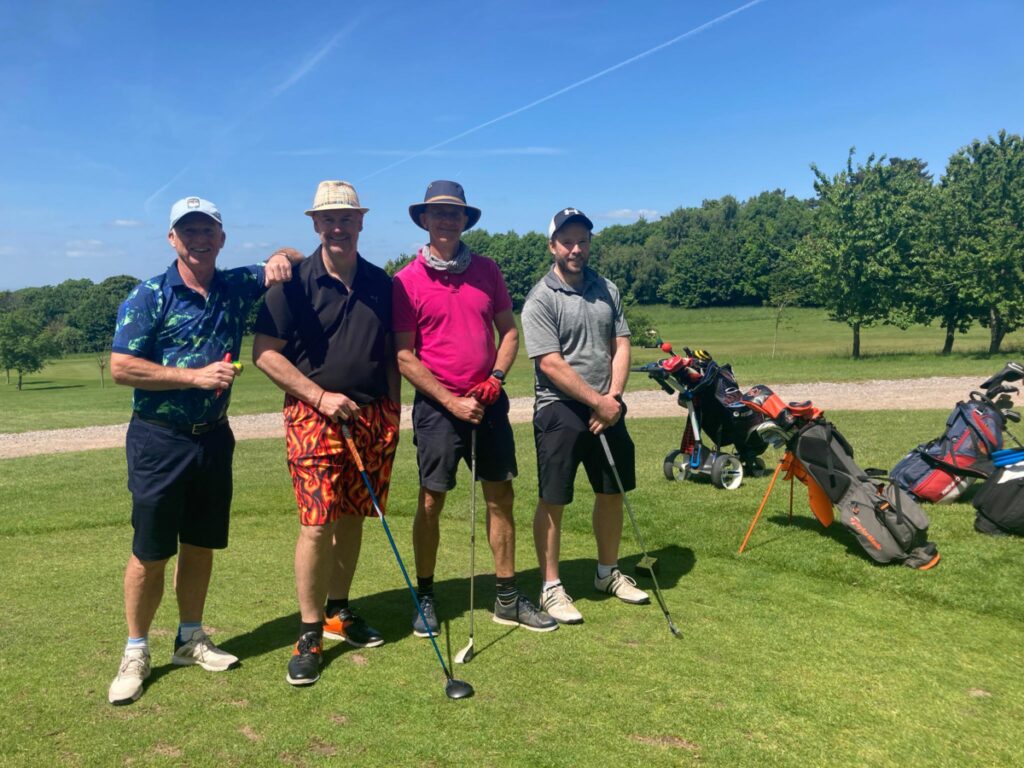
[393,180,556,637]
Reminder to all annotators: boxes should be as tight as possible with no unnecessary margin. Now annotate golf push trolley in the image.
[632,343,769,490]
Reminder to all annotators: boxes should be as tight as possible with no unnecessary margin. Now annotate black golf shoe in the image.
[412,594,440,638]
[286,631,322,686]
[323,608,384,648]
[492,594,559,632]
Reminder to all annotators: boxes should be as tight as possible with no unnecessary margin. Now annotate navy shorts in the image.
[126,416,235,561]
[534,399,636,506]
[412,390,518,492]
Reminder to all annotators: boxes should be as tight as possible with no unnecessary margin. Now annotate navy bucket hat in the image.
[409,180,482,231]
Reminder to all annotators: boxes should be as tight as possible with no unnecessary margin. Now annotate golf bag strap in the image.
[916,449,991,479]
[824,423,839,493]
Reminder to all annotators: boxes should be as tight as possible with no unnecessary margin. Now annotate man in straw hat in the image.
[392,180,557,637]
[521,207,649,626]
[108,196,302,705]
[253,181,401,687]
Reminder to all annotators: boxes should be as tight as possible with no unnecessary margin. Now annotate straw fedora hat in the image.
[305,180,369,216]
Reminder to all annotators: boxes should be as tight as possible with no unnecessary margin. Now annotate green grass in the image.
[2,414,1022,766]
[3,306,1023,432]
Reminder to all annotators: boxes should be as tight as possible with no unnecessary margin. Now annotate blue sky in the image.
[2,0,1022,290]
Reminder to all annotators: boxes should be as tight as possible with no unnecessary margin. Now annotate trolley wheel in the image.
[746,456,767,477]
[663,450,691,481]
[711,454,744,490]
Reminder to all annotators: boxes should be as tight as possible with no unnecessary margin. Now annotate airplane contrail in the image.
[360,0,767,181]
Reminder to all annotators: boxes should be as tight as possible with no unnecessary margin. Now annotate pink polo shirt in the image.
[392,250,513,396]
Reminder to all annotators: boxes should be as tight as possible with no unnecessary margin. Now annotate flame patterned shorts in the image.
[284,395,400,526]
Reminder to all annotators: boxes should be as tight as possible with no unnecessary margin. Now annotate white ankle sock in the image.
[596,563,617,579]
[542,579,562,591]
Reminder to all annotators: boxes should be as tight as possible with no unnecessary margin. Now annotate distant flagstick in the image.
[360,0,768,181]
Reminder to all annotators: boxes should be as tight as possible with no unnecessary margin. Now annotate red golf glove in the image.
[465,375,502,406]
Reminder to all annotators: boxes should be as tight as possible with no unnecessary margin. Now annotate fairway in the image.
[2,415,1022,767]
[3,306,1024,434]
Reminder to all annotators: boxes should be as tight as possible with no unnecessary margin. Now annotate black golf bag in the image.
[686,359,768,465]
[890,395,1004,504]
[794,421,940,569]
[742,385,940,569]
[972,456,1024,536]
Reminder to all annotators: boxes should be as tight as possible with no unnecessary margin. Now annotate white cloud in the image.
[112,218,144,228]
[599,209,661,221]
[240,242,272,250]
[0,245,16,256]
[66,239,107,258]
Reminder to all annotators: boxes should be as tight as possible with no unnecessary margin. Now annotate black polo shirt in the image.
[255,250,392,404]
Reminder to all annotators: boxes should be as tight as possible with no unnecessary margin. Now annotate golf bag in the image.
[794,421,940,569]
[972,454,1024,536]
[890,395,1004,504]
[743,386,940,569]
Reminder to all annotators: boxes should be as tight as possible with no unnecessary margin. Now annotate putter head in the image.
[635,555,660,578]
[445,677,474,700]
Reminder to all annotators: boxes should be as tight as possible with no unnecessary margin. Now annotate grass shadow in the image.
[767,514,884,564]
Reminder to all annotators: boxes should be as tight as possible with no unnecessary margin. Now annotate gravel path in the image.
[0,376,988,460]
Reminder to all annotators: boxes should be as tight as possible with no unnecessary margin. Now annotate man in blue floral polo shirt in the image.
[106,196,301,706]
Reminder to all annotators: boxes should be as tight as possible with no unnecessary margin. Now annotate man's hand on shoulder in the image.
[264,248,304,286]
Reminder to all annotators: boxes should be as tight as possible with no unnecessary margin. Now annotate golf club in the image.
[598,432,682,638]
[340,423,474,700]
[454,430,477,665]
[980,361,1024,391]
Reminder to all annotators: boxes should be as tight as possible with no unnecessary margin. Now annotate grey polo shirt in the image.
[521,266,630,411]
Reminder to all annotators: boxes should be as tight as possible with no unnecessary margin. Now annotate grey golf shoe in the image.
[493,594,559,632]
[412,594,440,638]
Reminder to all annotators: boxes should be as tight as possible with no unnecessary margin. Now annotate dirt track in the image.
[0,376,990,460]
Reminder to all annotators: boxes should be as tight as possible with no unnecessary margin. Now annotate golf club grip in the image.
[340,424,366,472]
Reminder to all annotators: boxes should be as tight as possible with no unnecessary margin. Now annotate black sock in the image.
[496,575,518,605]
[417,576,434,597]
[325,598,349,618]
[300,621,323,640]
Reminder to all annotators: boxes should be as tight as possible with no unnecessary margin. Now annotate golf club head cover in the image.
[465,376,502,406]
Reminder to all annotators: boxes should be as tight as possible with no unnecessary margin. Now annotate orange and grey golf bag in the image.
[743,385,941,569]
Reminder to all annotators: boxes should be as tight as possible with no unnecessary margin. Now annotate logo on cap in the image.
[187,198,201,209]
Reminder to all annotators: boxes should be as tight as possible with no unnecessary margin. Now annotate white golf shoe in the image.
[539,583,584,624]
[108,647,151,705]
[594,568,651,605]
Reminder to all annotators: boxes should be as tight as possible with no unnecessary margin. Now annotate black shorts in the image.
[126,416,235,561]
[412,390,518,492]
[533,400,635,506]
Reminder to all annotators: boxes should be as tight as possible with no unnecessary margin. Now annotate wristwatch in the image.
[491,369,505,385]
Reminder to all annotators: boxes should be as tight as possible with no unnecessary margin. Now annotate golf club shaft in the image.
[340,424,457,681]
[598,433,681,636]
[468,429,476,639]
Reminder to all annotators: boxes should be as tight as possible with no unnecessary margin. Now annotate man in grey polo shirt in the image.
[521,207,650,625]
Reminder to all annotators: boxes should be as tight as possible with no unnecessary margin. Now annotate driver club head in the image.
[1003,410,1021,423]
[445,677,475,700]
[635,554,660,578]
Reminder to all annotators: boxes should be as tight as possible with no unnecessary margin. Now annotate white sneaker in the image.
[171,628,239,671]
[108,647,151,705]
[539,584,584,624]
[594,569,650,605]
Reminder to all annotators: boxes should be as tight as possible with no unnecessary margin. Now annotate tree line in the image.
[3,130,1021,387]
